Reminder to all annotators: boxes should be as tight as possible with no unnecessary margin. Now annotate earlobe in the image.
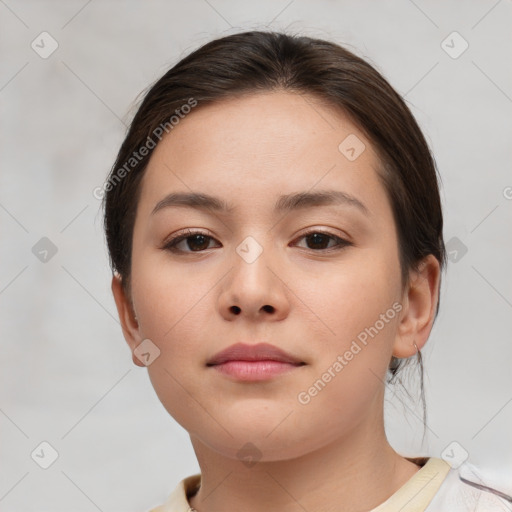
[111,274,145,367]
[392,255,441,359]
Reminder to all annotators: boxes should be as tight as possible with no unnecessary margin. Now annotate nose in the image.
[217,242,291,322]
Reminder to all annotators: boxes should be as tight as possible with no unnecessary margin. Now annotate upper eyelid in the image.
[161,228,215,247]
[165,227,347,241]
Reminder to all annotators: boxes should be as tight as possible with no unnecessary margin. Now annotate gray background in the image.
[1,1,511,510]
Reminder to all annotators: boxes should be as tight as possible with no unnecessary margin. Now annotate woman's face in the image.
[126,91,406,461]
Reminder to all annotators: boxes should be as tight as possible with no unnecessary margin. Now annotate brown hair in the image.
[103,30,446,418]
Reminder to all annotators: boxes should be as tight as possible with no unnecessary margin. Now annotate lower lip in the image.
[211,360,302,381]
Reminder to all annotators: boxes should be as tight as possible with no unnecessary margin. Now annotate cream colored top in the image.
[148,457,509,511]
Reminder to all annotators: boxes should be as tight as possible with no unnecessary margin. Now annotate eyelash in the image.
[161,228,352,254]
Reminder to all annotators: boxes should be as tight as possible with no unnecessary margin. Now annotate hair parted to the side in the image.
[102,30,446,427]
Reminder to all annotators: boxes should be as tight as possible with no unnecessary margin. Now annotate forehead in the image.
[137,91,386,219]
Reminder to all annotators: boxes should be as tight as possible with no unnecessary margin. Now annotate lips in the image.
[206,342,304,366]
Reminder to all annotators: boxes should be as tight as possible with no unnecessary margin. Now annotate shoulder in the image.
[426,458,512,511]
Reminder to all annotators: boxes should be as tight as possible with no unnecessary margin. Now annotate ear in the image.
[393,254,441,359]
[111,273,145,367]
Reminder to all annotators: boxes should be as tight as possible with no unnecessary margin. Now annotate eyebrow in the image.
[151,189,369,216]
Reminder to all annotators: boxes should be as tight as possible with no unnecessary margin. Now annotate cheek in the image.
[296,253,401,399]
[131,251,210,342]
[291,269,400,441]
[130,261,215,431]
[131,245,221,329]
[306,252,401,342]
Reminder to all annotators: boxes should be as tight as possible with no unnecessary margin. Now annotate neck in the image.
[187,416,421,512]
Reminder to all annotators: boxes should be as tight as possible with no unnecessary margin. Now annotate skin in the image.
[112,91,440,512]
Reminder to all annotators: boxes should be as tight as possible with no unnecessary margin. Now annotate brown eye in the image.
[162,229,351,255]
[162,230,220,253]
[294,231,351,251]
